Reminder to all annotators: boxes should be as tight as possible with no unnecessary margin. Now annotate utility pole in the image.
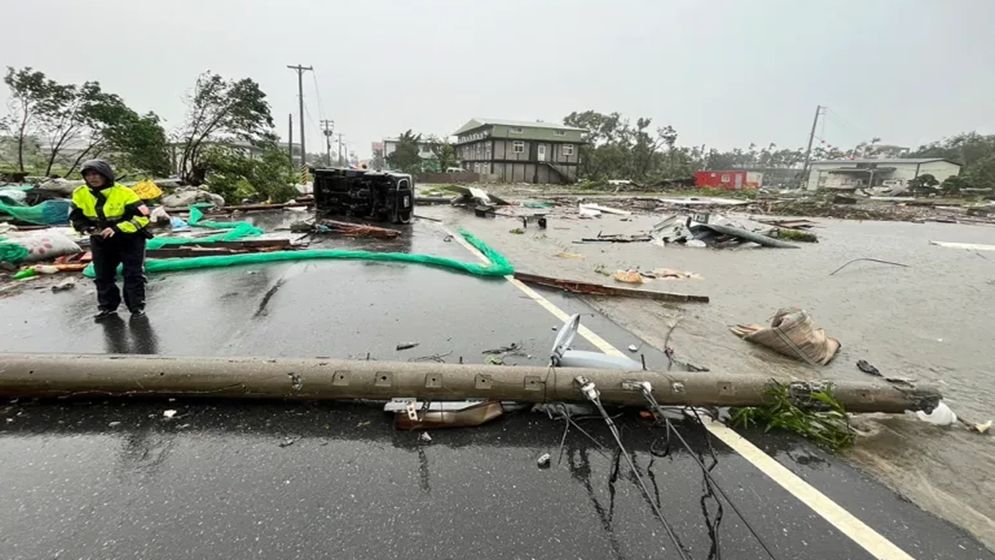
[286,64,313,168]
[320,120,335,167]
[801,105,824,188]
[336,133,344,166]
[287,114,293,163]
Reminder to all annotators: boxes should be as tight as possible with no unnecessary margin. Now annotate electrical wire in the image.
[577,379,691,560]
[636,387,779,560]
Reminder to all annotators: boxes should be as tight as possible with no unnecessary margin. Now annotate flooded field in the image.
[423,203,995,548]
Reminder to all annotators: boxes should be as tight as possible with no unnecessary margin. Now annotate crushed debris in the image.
[396,342,420,351]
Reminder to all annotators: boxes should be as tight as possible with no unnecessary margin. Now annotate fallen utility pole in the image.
[514,272,709,303]
[0,354,938,412]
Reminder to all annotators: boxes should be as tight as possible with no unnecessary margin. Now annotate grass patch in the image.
[731,381,855,452]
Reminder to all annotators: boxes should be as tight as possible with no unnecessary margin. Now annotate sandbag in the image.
[0,229,81,263]
[731,308,840,365]
[161,188,225,208]
[37,178,84,197]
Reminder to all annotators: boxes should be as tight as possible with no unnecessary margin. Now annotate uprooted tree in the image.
[175,71,274,185]
[201,135,298,204]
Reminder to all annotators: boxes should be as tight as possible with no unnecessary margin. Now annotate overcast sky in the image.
[5,0,994,158]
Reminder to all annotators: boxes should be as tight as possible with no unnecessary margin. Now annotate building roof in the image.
[812,158,961,166]
[454,118,586,135]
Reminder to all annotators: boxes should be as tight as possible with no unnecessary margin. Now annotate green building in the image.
[453,118,585,184]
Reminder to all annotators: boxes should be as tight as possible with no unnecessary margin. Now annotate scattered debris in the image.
[578,232,651,243]
[578,204,601,219]
[395,400,504,430]
[731,308,840,366]
[536,452,551,469]
[829,257,909,276]
[509,228,525,234]
[163,409,177,419]
[612,270,644,284]
[419,432,432,442]
[627,344,638,352]
[291,219,401,239]
[916,401,958,426]
[278,436,299,448]
[856,359,882,377]
[396,342,420,351]
[929,241,995,252]
[514,271,709,303]
[578,203,631,216]
[644,268,701,280]
[50,279,76,292]
[555,251,585,260]
[482,343,523,355]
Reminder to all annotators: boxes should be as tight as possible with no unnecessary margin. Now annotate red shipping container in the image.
[694,170,762,190]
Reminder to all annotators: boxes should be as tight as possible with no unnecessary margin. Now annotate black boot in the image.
[94,309,118,321]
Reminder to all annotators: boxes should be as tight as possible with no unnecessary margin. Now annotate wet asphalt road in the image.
[0,216,991,559]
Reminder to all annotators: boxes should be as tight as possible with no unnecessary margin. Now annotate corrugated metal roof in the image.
[454,118,586,135]
[812,158,961,165]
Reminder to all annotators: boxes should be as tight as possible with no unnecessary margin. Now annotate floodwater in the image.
[421,204,995,548]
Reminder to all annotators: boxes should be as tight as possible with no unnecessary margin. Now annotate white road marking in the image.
[446,225,916,560]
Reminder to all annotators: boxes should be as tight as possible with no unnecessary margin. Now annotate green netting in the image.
[84,229,513,279]
[0,236,30,263]
[147,222,263,250]
[0,199,71,225]
[187,206,257,230]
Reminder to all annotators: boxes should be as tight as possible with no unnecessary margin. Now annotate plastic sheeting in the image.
[84,229,513,279]
[0,199,71,225]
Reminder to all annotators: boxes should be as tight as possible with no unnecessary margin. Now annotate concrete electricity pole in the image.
[321,120,335,166]
[286,64,313,168]
[336,133,345,166]
[287,114,294,163]
[801,105,825,187]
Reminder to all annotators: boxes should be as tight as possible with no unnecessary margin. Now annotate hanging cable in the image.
[625,381,779,560]
[574,376,691,560]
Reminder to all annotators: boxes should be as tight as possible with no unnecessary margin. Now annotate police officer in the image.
[69,159,151,320]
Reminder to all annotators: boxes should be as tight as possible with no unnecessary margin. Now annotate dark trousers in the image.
[91,234,147,312]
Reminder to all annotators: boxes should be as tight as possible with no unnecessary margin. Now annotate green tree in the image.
[386,130,423,174]
[3,66,63,173]
[427,136,458,172]
[105,111,170,176]
[177,71,274,184]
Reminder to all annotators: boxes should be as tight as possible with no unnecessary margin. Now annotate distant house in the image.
[453,118,585,184]
[806,158,961,191]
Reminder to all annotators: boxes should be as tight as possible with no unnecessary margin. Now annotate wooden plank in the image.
[513,271,709,303]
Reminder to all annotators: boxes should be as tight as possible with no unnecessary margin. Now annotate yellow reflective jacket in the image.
[70,183,150,234]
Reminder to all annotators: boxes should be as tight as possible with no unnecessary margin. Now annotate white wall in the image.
[807,161,960,190]
[917,161,961,182]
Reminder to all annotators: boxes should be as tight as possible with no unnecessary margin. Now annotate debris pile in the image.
[651,213,799,249]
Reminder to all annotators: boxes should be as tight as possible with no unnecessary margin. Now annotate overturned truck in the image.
[311,167,414,224]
